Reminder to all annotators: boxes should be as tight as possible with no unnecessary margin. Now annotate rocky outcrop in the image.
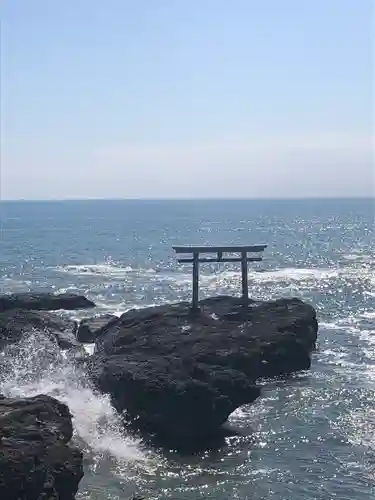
[89,295,318,445]
[76,314,117,343]
[0,394,83,499]
[0,309,80,350]
[0,292,95,313]
[0,293,96,350]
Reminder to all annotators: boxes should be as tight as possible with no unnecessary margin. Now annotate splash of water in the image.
[0,332,144,464]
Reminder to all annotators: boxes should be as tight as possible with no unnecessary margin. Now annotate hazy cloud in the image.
[1,133,373,200]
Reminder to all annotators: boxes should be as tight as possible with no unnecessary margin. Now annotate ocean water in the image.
[0,198,374,500]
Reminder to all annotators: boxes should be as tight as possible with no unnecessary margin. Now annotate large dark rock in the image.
[0,394,83,500]
[0,309,79,350]
[76,314,117,343]
[0,292,95,313]
[89,295,318,444]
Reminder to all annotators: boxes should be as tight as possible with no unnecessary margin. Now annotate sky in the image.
[1,0,374,200]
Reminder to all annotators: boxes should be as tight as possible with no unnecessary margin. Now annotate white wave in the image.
[0,278,33,293]
[320,348,349,359]
[318,316,375,387]
[357,328,375,346]
[55,263,135,278]
[143,268,157,274]
[342,252,374,262]
[320,311,375,341]
[92,300,162,318]
[319,349,363,372]
[343,254,363,261]
[53,261,375,300]
[173,267,339,292]
[0,333,144,464]
[83,344,95,355]
[360,311,375,320]
[52,286,81,294]
[319,321,357,332]
[202,268,338,287]
[251,268,339,282]
[168,273,193,286]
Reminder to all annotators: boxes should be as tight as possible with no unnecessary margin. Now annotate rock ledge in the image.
[89,295,318,444]
[0,394,83,500]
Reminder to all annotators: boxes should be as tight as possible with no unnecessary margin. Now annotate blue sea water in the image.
[0,198,374,500]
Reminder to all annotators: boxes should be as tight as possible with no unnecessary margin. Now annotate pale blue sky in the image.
[1,0,373,199]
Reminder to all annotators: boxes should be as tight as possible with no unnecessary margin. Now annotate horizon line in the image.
[0,195,374,203]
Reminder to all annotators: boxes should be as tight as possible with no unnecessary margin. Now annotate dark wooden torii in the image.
[172,245,267,310]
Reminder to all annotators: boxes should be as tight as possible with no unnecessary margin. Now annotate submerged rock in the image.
[0,292,95,313]
[0,394,83,499]
[89,295,318,445]
[76,314,117,343]
[0,309,79,350]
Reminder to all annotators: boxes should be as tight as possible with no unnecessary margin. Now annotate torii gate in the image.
[172,244,267,310]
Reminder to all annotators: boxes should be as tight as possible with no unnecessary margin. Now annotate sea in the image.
[0,198,374,500]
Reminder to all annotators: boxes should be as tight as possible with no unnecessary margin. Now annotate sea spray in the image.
[0,331,145,464]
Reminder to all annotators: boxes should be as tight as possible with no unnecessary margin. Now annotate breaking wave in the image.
[54,263,136,277]
[0,332,145,465]
[43,258,375,321]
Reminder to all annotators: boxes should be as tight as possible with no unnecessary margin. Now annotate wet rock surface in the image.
[0,293,97,350]
[0,292,95,313]
[89,295,318,445]
[76,314,117,343]
[0,309,79,350]
[0,394,83,500]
